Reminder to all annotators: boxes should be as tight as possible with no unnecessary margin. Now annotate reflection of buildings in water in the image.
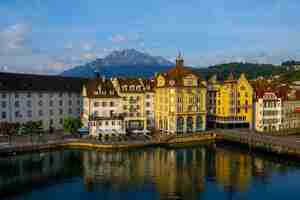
[0,150,81,194]
[215,148,252,192]
[82,148,207,200]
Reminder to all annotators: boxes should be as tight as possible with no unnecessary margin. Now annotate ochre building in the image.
[154,55,206,135]
[207,73,254,129]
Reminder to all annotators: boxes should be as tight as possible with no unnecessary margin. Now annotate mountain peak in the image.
[61,49,174,78]
[102,49,173,66]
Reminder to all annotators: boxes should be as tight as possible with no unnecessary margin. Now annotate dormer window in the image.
[122,85,128,91]
[136,85,141,90]
[130,85,135,91]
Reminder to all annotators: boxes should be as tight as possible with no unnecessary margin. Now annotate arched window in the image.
[177,117,184,133]
[187,117,194,132]
[196,116,203,131]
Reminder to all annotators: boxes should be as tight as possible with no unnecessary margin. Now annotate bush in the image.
[63,117,83,134]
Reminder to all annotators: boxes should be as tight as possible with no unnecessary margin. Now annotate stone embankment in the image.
[1,130,300,158]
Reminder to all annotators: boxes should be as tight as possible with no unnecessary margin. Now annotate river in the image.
[0,142,300,200]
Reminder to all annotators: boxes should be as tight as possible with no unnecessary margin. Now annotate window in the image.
[123,105,127,110]
[112,121,115,126]
[27,100,32,107]
[77,100,80,105]
[68,100,72,106]
[15,101,20,108]
[59,109,63,115]
[68,109,72,114]
[49,93,53,98]
[98,121,102,126]
[49,100,53,107]
[105,121,109,126]
[146,94,150,99]
[39,110,43,116]
[59,93,63,98]
[27,110,32,118]
[1,101,6,108]
[39,100,43,106]
[59,100,63,106]
[146,102,150,107]
[50,119,53,125]
[110,101,114,107]
[15,111,20,118]
[94,102,99,107]
[1,112,6,119]
[39,93,43,98]
[59,118,63,124]
[49,109,54,116]
[68,93,72,98]
[102,102,107,107]
[27,92,31,98]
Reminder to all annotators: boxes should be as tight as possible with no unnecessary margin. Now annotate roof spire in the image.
[176,51,184,68]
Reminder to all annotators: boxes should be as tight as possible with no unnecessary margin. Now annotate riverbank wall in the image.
[1,130,300,158]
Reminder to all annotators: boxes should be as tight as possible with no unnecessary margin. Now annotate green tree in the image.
[63,117,83,134]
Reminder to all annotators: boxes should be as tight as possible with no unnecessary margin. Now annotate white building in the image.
[82,77,125,137]
[0,72,83,131]
[254,92,282,132]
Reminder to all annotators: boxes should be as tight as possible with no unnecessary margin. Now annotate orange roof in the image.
[157,56,204,87]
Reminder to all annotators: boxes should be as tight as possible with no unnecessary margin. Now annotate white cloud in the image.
[109,34,128,44]
[0,24,32,56]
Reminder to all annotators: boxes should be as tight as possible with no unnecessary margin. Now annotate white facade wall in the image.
[0,91,82,130]
[89,119,125,137]
[255,96,282,132]
[83,97,125,137]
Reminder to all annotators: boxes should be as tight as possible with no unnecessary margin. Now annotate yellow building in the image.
[207,73,254,129]
[154,54,206,135]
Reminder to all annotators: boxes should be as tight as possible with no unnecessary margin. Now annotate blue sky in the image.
[1,0,300,74]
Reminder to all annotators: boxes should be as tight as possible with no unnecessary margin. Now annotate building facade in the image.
[254,92,282,132]
[112,78,155,133]
[207,73,254,129]
[154,55,206,135]
[282,90,300,130]
[82,77,125,137]
[0,72,83,131]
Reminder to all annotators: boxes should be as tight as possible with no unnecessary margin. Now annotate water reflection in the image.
[0,144,300,200]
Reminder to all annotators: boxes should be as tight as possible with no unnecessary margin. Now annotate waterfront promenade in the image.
[1,130,300,157]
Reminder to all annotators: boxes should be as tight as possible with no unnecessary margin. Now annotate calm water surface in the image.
[1,143,300,200]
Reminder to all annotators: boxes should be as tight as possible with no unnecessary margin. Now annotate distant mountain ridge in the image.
[194,62,288,80]
[62,49,293,81]
[61,49,174,78]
